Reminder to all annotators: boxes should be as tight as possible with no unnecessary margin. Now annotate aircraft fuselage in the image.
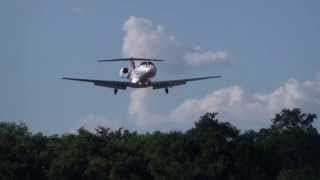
[62,57,221,95]
[129,62,157,85]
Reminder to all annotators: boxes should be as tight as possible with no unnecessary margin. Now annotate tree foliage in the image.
[0,108,319,179]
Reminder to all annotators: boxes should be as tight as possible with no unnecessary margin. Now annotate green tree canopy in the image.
[0,108,319,180]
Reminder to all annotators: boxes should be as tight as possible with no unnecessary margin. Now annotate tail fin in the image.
[128,58,135,69]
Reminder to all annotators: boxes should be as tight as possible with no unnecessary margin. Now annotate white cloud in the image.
[76,16,229,132]
[128,89,150,125]
[122,16,319,131]
[122,16,229,68]
[184,51,229,66]
[127,78,320,131]
[171,78,320,129]
[79,16,319,132]
[128,89,173,131]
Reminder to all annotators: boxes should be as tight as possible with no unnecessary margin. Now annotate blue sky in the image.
[1,0,320,134]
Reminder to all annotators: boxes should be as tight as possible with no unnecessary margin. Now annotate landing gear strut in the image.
[165,88,169,94]
[114,89,118,95]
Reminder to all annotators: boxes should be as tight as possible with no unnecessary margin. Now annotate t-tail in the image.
[98,57,163,70]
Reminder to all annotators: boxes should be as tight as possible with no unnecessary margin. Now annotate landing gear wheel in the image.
[165,88,169,94]
[114,89,118,95]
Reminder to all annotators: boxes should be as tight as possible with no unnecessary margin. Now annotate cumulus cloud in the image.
[128,89,150,125]
[128,89,174,131]
[79,16,319,132]
[172,79,320,129]
[122,16,319,131]
[78,78,320,132]
[77,16,229,132]
[122,16,230,69]
[184,51,229,66]
[127,78,320,131]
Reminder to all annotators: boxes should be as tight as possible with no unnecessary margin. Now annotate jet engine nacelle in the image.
[119,67,130,78]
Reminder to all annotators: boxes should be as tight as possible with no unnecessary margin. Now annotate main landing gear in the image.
[114,89,118,95]
[165,88,169,94]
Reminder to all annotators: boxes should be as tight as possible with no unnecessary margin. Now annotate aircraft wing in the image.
[62,77,131,89]
[151,75,221,89]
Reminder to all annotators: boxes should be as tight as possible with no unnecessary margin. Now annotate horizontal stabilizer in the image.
[98,57,164,62]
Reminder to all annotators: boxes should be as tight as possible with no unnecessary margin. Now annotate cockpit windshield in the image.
[139,61,154,66]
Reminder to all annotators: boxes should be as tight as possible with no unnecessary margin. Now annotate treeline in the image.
[0,108,320,180]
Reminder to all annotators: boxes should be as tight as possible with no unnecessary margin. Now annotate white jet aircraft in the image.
[62,57,221,94]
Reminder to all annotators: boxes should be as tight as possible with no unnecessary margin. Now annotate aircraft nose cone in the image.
[131,78,139,83]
